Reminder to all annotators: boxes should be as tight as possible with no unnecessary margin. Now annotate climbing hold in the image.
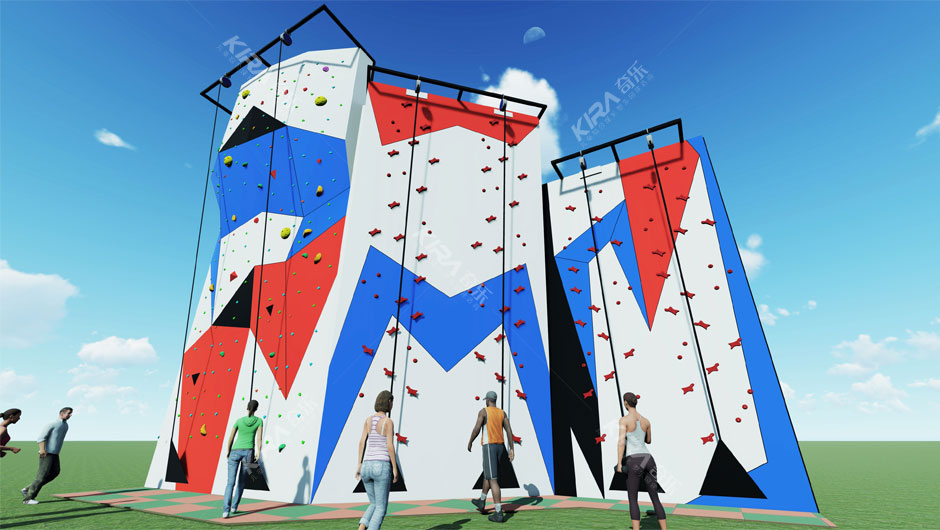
[416,185,428,193]
[702,218,716,226]
[395,297,408,304]
[231,215,237,222]
[200,424,207,436]
[588,304,601,312]
[514,264,524,272]
[359,393,365,398]
[570,287,582,294]
[322,66,329,72]
[314,253,322,263]
[652,249,666,257]
[315,96,327,106]
[517,173,528,180]
[386,326,398,336]
[742,404,748,410]
[240,89,250,99]
[664,307,679,315]
[498,156,508,162]
[475,352,485,361]
[303,228,313,237]
[598,332,610,340]
[674,227,688,235]
[268,352,275,358]
[485,215,497,223]
[516,389,527,400]
[388,201,400,209]
[481,166,492,173]
[565,205,576,212]
[574,319,586,327]
[676,194,690,201]
[384,368,394,377]
[471,241,482,249]
[280,227,291,239]
[387,149,399,157]
[369,228,381,236]
[414,276,426,284]
[729,337,742,349]
[694,320,711,330]
[278,443,286,452]
[230,271,238,281]
[416,253,428,261]
[396,433,408,444]
[429,157,440,164]
[706,363,719,374]
[302,252,308,258]
[568,266,579,273]
[411,311,423,320]
[509,200,519,208]
[701,433,715,444]
[604,370,615,381]
[514,319,525,328]
[623,348,635,358]
[219,351,225,357]
[656,272,671,279]
[209,283,215,292]
[611,239,622,246]
[680,291,695,299]
[394,233,404,241]
[406,386,418,397]
[583,388,594,399]
[316,185,324,197]
[514,286,525,294]
[682,383,695,394]
[495,372,505,382]
[224,155,233,167]
[492,246,503,253]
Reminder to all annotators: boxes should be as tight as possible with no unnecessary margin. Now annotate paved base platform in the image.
[55,489,835,527]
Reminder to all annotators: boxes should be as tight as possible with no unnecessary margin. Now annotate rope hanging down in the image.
[248,40,286,398]
[645,134,721,439]
[579,154,625,418]
[389,79,423,395]
[167,83,223,477]
[499,99,509,409]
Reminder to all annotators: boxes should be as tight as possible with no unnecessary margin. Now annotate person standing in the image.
[615,392,666,530]
[355,390,399,530]
[468,390,515,523]
[22,407,72,504]
[1,408,23,457]
[222,399,264,518]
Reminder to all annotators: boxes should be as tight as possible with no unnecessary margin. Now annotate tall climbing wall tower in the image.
[145,46,373,502]
[542,136,817,513]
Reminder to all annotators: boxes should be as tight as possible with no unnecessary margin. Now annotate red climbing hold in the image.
[499,156,508,162]
[568,266,580,273]
[517,173,528,180]
[470,241,482,249]
[611,239,622,246]
[486,215,497,222]
[414,276,426,284]
[493,246,503,253]
[674,227,688,235]
[386,326,398,336]
[475,352,485,361]
[395,297,408,306]
[495,372,505,382]
[604,370,615,381]
[362,345,374,355]
[694,320,711,330]
[515,389,527,399]
[359,392,365,397]
[230,271,238,281]
[514,319,525,328]
[570,287,582,294]
[623,348,635,359]
[429,157,440,164]
[494,333,504,342]
[664,307,679,315]
[514,286,525,294]
[270,170,277,179]
[411,311,423,320]
[706,362,719,374]
[481,166,492,173]
[396,433,408,444]
[509,200,519,208]
[587,247,598,253]
[388,201,400,209]
[583,388,594,399]
[512,434,522,443]
[416,185,428,193]
[682,383,695,395]
[729,337,742,349]
[565,205,576,212]
[384,368,394,377]
[514,264,525,272]
[597,332,609,340]
[595,434,606,444]
[589,304,601,312]
[416,253,428,261]
[369,228,382,236]
[747,389,753,394]
[642,183,656,190]
[652,249,666,257]
[702,218,716,226]
[680,291,695,299]
[420,125,431,131]
[406,386,418,397]
[701,433,715,444]
[736,418,741,423]
[388,149,399,157]
[408,139,419,146]
[394,233,405,241]
[574,319,586,327]
[656,271,671,279]
[499,306,511,313]
[676,194,689,201]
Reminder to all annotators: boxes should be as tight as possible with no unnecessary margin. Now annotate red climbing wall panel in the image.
[177,325,250,493]
[250,218,346,398]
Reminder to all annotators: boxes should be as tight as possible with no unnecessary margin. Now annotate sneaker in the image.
[23,499,39,505]
[471,497,486,513]
[21,488,28,501]
[487,510,505,523]
[222,512,229,518]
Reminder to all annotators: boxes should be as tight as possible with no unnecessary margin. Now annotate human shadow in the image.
[426,518,472,529]
[1,505,123,528]
[293,455,311,504]
[2,505,109,521]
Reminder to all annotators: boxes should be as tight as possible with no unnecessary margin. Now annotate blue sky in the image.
[1,1,938,442]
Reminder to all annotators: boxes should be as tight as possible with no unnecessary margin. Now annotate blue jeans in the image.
[359,460,391,529]
[222,449,253,513]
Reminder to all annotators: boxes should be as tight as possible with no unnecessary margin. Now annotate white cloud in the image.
[66,384,135,401]
[0,260,79,348]
[77,336,157,365]
[68,363,120,383]
[932,317,940,326]
[851,373,909,412]
[906,330,940,354]
[798,393,815,410]
[739,234,767,275]
[807,300,817,310]
[522,26,546,44]
[780,381,796,401]
[477,68,561,177]
[758,304,777,326]
[909,378,940,390]
[94,128,136,150]
[828,362,875,377]
[823,391,850,406]
[0,369,38,402]
[833,334,903,364]
[914,105,940,143]
[777,308,790,317]
[116,399,149,416]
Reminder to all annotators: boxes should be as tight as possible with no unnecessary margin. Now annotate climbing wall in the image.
[309,81,554,503]
[541,137,817,513]
[145,47,373,502]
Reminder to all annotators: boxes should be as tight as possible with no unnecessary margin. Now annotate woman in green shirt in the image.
[222,400,263,518]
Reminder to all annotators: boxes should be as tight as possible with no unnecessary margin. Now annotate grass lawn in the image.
[1,441,937,528]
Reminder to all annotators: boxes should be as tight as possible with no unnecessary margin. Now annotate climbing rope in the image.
[500,99,508,409]
[167,82,223,464]
[578,154,624,418]
[248,39,285,398]
[646,134,721,439]
[389,79,423,395]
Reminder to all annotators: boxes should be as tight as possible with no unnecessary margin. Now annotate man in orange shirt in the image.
[467,390,515,523]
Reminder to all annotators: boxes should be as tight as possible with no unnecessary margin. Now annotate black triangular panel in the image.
[220,106,287,152]
[354,461,407,492]
[191,373,199,385]
[213,270,254,328]
[165,440,187,483]
[472,449,519,489]
[245,461,270,491]
[265,304,274,316]
[698,440,765,499]
[609,463,665,493]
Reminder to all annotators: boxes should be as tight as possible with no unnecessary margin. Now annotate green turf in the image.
[1,441,938,528]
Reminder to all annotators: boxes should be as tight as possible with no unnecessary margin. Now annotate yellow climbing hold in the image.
[315,96,327,106]
[241,89,250,99]
[231,215,237,222]
[209,283,215,292]
[200,424,207,436]
[224,155,233,167]
[303,228,312,238]
[280,227,291,239]
[235,114,239,120]
[316,185,324,196]
[314,252,322,264]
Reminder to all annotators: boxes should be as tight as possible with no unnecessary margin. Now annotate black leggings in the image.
[626,454,666,521]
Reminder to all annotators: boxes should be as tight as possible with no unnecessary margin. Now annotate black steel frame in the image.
[550,118,683,179]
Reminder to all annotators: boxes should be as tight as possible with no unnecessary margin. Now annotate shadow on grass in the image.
[2,505,125,528]
[2,505,112,521]
[427,518,472,529]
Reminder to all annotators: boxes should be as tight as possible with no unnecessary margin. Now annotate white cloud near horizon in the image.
[94,128,136,150]
[0,369,38,403]
[477,68,561,177]
[851,373,909,413]
[739,233,767,276]
[828,362,875,377]
[77,336,157,365]
[909,378,940,390]
[906,330,940,354]
[68,363,120,383]
[0,260,79,348]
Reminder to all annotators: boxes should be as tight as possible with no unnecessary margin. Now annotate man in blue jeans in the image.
[222,400,263,518]
[22,407,72,504]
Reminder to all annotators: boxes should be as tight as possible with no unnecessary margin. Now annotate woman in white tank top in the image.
[616,392,667,530]
[355,390,399,530]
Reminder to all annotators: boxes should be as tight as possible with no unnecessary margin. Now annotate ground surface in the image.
[0,441,937,528]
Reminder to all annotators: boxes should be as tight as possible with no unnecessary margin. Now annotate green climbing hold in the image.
[315,96,327,106]
[302,252,308,258]
[219,351,225,357]
[241,89,250,99]
[303,228,312,238]
[316,185,324,197]
[242,162,248,167]
[280,227,291,239]
[224,155,233,167]
[278,443,286,452]
[268,351,275,358]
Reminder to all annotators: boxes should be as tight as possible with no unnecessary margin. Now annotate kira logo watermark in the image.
[217,36,268,78]
[570,61,653,144]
